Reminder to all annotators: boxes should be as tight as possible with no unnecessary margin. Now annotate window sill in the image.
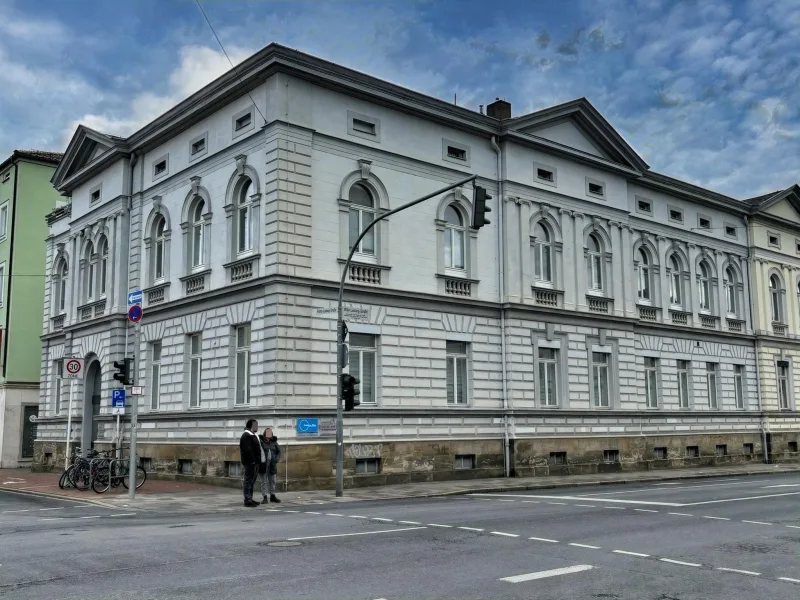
[337,258,390,270]
[435,273,478,283]
[145,282,170,306]
[180,268,211,281]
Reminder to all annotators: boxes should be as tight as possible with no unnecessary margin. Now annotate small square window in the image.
[226,461,243,477]
[154,160,166,175]
[653,447,667,460]
[1,172,9,183]
[447,146,467,161]
[603,449,620,463]
[191,138,205,155]
[347,110,381,142]
[715,444,727,456]
[637,199,652,213]
[152,156,168,179]
[724,225,737,238]
[588,182,604,196]
[669,207,684,223]
[140,457,152,471]
[549,451,567,465]
[789,441,798,453]
[768,233,781,248]
[742,443,754,455]
[454,454,475,470]
[355,458,380,474]
[235,112,252,131]
[795,240,800,254]
[537,168,554,182]
[90,189,100,203]
[685,446,699,458]
[698,216,711,229]
[178,459,193,474]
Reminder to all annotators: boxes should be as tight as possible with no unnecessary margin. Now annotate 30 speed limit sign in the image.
[63,358,84,379]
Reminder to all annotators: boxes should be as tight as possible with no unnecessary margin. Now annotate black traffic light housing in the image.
[472,185,492,229]
[113,358,134,386]
[342,373,360,411]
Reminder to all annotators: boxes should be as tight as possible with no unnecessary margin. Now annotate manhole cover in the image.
[258,541,302,547]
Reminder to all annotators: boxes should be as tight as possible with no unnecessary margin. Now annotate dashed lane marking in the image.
[79,516,101,519]
[660,558,701,567]
[613,550,650,558]
[38,508,64,511]
[458,526,484,532]
[779,577,800,584]
[469,493,682,507]
[372,518,393,522]
[348,515,367,519]
[2,510,29,513]
[546,502,567,505]
[575,504,596,508]
[668,512,693,516]
[499,565,594,583]
[569,543,601,549]
[716,568,761,576]
[40,518,64,521]
[398,521,422,525]
[741,520,772,525]
[785,525,800,529]
[605,507,626,510]
[304,511,321,515]
[287,526,427,541]
[528,537,559,543]
[427,524,452,528]
[490,531,519,538]
[634,509,659,513]
[109,513,136,517]
[325,513,344,517]
[703,516,730,520]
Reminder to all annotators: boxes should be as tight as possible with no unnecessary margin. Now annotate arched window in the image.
[98,238,108,297]
[154,216,166,282]
[349,184,375,257]
[770,274,782,323]
[443,204,465,270]
[191,199,205,270]
[532,222,552,284]
[54,258,68,314]
[84,242,95,302]
[587,234,603,292]
[724,267,737,316]
[698,261,711,312]
[637,248,651,301]
[236,178,253,254]
[669,256,682,306]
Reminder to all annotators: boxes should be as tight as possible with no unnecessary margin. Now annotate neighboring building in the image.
[0,150,64,468]
[33,44,798,488]
[747,186,800,460]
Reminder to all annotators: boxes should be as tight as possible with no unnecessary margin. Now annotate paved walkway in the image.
[2,462,798,513]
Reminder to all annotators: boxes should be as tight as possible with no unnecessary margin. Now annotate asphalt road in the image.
[0,472,798,600]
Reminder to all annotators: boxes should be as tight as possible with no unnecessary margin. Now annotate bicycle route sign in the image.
[63,358,84,379]
[111,389,126,415]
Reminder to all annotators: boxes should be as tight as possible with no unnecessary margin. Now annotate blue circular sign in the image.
[127,304,143,323]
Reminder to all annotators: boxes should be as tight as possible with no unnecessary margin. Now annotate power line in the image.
[194,0,267,123]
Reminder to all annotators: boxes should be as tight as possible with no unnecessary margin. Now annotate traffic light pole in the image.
[335,173,478,497]
[128,322,140,500]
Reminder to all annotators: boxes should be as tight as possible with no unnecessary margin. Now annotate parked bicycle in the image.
[92,452,147,494]
[58,448,114,491]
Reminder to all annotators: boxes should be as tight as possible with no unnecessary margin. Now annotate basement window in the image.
[742,443,754,455]
[226,461,242,477]
[178,459,193,474]
[715,444,728,456]
[454,454,476,470]
[355,458,380,474]
[549,451,567,465]
[685,446,699,458]
[653,447,667,460]
[139,457,152,471]
[603,449,620,463]
[789,441,798,453]
[698,215,711,230]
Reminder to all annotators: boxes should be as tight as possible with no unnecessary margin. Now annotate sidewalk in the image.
[3,463,798,514]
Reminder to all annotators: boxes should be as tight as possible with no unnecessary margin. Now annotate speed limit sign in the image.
[63,358,84,379]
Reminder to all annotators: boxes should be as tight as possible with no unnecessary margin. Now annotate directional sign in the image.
[127,304,143,323]
[127,290,143,306]
[112,389,126,415]
[296,418,319,436]
[63,358,84,379]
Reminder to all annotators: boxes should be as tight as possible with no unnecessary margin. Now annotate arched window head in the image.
[154,215,166,282]
[669,255,682,306]
[237,178,254,254]
[191,198,206,270]
[698,261,712,312]
[54,258,68,313]
[770,274,782,323]
[444,204,465,270]
[637,248,651,301]
[725,267,737,316]
[349,184,375,257]
[587,234,603,292]
[532,221,552,284]
[98,238,109,297]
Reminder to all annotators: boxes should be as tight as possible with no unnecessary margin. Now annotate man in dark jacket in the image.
[258,427,282,503]
[239,419,262,507]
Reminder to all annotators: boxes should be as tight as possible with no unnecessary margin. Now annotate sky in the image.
[1,0,798,198]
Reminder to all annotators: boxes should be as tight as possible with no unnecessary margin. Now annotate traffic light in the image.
[472,185,492,229]
[113,358,134,386]
[342,373,360,411]
[339,321,349,369]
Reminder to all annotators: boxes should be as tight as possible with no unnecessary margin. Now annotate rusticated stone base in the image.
[32,432,799,491]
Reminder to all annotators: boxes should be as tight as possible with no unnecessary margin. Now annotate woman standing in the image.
[258,427,282,504]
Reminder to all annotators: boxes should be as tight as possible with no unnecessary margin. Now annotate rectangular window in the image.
[734,365,745,409]
[777,361,790,409]
[653,447,667,460]
[669,208,684,223]
[698,216,711,229]
[178,459,192,474]
[189,334,202,408]
[150,342,162,410]
[446,341,468,405]
[454,455,475,470]
[637,199,652,214]
[789,441,798,453]
[715,444,728,456]
[153,159,167,176]
[446,146,467,161]
[796,240,800,255]
[226,461,243,478]
[768,233,781,248]
[235,112,252,131]
[743,443,754,455]
[549,452,567,465]
[603,449,620,463]
[1,172,8,183]
[588,182,604,196]
[235,324,251,405]
[677,360,690,409]
[686,446,699,458]
[0,203,7,239]
[140,457,152,471]
[706,362,718,409]
[54,359,64,413]
[355,458,380,474]
[0,263,5,305]
[538,347,559,407]
[592,352,610,408]
[352,119,376,136]
[191,138,206,155]
[537,168,554,182]
[644,357,659,408]
[724,225,737,238]
[349,334,376,405]
[90,189,100,203]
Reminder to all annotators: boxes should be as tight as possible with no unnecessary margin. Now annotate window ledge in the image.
[144,282,170,306]
[337,258,391,270]
[179,268,211,282]
[435,273,479,283]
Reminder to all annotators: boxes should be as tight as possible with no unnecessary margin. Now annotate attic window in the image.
[768,233,781,248]
[537,168,554,182]
[637,199,652,214]
[153,159,167,176]
[725,225,737,238]
[796,240,800,255]
[352,119,376,136]
[698,216,711,229]
[235,112,252,131]
[191,138,205,155]
[1,172,8,184]
[669,208,684,223]
[588,182,604,196]
[90,189,100,203]
[447,146,467,161]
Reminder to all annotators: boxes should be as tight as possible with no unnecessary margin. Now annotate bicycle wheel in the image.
[122,466,147,490]
[70,463,90,491]
[92,467,110,494]
[58,468,72,490]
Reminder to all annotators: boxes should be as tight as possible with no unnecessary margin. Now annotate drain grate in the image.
[258,541,302,547]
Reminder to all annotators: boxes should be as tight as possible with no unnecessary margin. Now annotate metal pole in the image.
[64,378,74,471]
[128,323,140,499]
[335,173,477,497]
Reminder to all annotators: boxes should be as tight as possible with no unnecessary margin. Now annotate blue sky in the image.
[1,0,798,197]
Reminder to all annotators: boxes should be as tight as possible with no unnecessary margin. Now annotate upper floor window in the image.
[154,216,166,282]
[98,238,108,297]
[54,258,68,313]
[668,256,683,306]
[443,204,466,271]
[532,222,552,285]
[235,324,251,405]
[237,178,254,254]
[777,360,790,409]
[150,341,162,410]
[446,341,469,405]
[587,234,604,293]
[706,362,718,408]
[724,267,737,316]
[348,184,375,258]
[84,242,96,302]
[698,261,712,312]
[349,333,377,405]
[0,203,7,240]
[637,248,651,302]
[770,274,783,323]
[191,199,205,270]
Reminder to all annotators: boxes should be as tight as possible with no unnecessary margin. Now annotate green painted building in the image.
[0,150,64,467]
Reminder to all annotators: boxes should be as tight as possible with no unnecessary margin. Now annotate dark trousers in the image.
[242,464,259,503]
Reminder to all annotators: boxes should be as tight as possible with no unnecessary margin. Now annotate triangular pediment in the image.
[506,98,649,172]
[764,199,800,221]
[750,185,800,223]
[52,125,126,190]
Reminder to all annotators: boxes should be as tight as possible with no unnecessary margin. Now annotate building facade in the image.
[0,150,64,468]
[33,44,798,488]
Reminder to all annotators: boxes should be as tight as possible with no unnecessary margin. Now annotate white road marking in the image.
[287,526,426,541]
[304,511,321,515]
[398,521,422,525]
[778,577,800,583]
[497,499,516,503]
[605,507,626,510]
[458,526,484,532]
[703,516,730,520]
[79,516,101,519]
[39,508,64,511]
[613,550,649,558]
[521,500,540,504]
[40,518,64,521]
[427,524,453,528]
[266,509,281,512]
[575,479,770,497]
[570,543,601,549]
[684,491,800,506]
[716,567,761,576]
[490,531,519,538]
[785,525,800,529]
[660,558,701,567]
[761,484,800,488]
[528,537,559,543]
[348,515,367,519]
[470,493,682,507]
[499,565,593,583]
[741,520,772,525]
[634,509,659,513]
[325,513,344,517]
[668,512,693,516]
[575,504,596,508]
[2,510,29,513]
[283,510,300,513]
[109,513,136,517]
[546,502,567,505]
[372,518,393,522]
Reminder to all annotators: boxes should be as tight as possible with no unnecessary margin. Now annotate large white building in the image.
[34,44,798,488]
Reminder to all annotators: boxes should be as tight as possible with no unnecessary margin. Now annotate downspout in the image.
[491,135,511,478]
[2,161,19,376]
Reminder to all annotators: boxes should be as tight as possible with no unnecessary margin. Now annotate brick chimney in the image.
[487,98,511,120]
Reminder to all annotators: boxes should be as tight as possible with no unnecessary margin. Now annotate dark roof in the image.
[746,190,781,207]
[0,149,64,172]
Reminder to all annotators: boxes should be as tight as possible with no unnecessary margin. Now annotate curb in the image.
[0,486,122,509]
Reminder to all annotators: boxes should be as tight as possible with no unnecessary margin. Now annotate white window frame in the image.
[235,324,251,406]
[592,351,611,408]
[769,275,783,323]
[0,262,5,306]
[188,334,202,409]
[85,244,96,303]
[668,206,684,224]
[698,262,712,313]
[150,341,162,410]
[777,360,790,410]
[635,195,653,216]
[538,347,559,407]
[152,154,169,180]
[734,364,745,409]
[677,360,691,409]
[446,341,469,405]
[54,259,68,314]
[644,357,659,408]
[442,138,471,167]
[191,200,206,271]
[236,179,254,255]
[349,184,377,261]
[587,235,604,293]
[585,176,606,199]
[532,222,553,286]
[154,217,166,283]
[637,248,651,302]
[189,132,208,161]
[99,239,108,297]
[724,223,738,239]
[347,110,381,142]
[349,333,377,405]
[533,162,557,188]
[767,231,781,249]
[706,362,718,409]
[232,107,255,139]
[0,202,7,241]
[724,268,737,316]
[54,359,64,414]
[444,204,466,272]
[669,256,683,307]
[697,214,712,230]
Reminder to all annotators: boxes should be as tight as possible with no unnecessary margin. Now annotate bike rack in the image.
[107,458,128,488]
